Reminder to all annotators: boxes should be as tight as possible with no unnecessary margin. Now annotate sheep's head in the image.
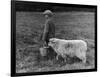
[48,38,59,48]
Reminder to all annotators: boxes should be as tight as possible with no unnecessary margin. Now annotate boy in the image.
[42,10,55,47]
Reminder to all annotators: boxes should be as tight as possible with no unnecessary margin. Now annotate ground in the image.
[16,11,95,73]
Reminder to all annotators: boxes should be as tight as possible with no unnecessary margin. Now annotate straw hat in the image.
[43,10,53,16]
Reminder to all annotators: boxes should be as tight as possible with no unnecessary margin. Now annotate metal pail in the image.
[39,47,48,56]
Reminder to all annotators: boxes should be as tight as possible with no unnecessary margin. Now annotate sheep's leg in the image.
[56,55,59,60]
[64,58,66,62]
[77,55,86,63]
[79,49,86,63]
[56,54,60,60]
[80,52,86,63]
[61,54,66,62]
[64,56,67,62]
[81,57,86,63]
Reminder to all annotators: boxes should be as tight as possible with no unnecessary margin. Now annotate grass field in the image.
[16,11,95,73]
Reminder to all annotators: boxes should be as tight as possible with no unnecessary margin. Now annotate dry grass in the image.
[16,12,95,73]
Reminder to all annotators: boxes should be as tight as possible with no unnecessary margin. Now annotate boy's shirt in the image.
[42,19,55,41]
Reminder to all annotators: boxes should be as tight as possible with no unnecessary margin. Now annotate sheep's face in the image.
[48,38,58,48]
[48,41,54,48]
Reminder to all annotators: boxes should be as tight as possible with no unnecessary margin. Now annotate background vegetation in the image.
[16,11,95,73]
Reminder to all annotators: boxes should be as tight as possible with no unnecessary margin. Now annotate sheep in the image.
[48,38,87,63]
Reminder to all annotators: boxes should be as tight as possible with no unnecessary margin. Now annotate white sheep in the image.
[48,38,87,63]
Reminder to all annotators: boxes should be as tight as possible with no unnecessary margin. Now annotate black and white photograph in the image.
[11,0,97,76]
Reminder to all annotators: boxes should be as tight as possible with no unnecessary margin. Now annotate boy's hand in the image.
[44,41,47,46]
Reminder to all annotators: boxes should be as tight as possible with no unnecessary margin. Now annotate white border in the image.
[0,0,99,77]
